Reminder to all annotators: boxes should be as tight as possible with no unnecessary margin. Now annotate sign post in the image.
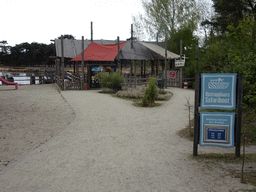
[193,73,243,157]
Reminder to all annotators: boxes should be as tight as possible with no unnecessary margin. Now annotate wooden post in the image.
[73,62,76,76]
[151,60,154,76]
[91,22,93,42]
[87,64,91,89]
[134,60,137,89]
[75,61,79,77]
[156,59,159,77]
[141,60,143,77]
[180,39,183,88]
[131,61,133,77]
[81,36,85,90]
[117,36,120,74]
[235,73,243,157]
[196,40,198,73]
[193,73,200,156]
[61,35,65,90]
[30,75,35,85]
[165,37,167,88]
[144,61,146,77]
[120,60,122,74]
[131,24,133,49]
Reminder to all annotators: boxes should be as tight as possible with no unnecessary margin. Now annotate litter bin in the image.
[157,79,164,89]
[184,82,188,89]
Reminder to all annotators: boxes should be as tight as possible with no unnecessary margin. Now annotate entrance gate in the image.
[163,70,181,87]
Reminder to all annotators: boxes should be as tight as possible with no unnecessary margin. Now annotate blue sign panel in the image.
[199,112,235,148]
[207,128,226,141]
[201,73,237,110]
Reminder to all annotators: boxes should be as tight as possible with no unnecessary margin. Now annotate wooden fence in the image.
[122,76,150,88]
[56,72,87,90]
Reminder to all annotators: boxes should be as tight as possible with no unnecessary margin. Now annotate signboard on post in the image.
[201,73,237,110]
[199,112,235,148]
[170,71,176,79]
[175,59,185,67]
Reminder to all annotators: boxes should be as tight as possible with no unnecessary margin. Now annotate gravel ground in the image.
[0,86,255,191]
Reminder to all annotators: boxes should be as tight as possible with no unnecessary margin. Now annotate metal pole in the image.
[61,35,65,90]
[81,36,85,90]
[165,36,167,88]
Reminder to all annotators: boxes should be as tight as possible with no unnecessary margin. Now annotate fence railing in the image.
[122,77,150,88]
[56,72,87,90]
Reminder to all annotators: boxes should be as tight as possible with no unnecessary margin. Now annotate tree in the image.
[57,34,76,40]
[202,0,256,34]
[133,0,200,40]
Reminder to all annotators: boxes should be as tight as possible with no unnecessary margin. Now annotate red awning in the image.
[71,42,126,61]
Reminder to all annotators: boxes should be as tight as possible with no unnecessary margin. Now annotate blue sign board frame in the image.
[199,112,235,148]
[201,73,237,110]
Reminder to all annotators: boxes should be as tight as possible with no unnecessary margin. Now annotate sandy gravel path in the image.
[0,87,255,191]
[0,84,75,172]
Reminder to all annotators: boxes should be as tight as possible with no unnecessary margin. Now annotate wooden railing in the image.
[55,75,63,89]
[123,76,149,88]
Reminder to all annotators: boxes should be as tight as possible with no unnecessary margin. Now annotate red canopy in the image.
[71,42,126,61]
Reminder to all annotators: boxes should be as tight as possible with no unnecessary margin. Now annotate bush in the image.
[142,77,158,107]
[99,72,124,91]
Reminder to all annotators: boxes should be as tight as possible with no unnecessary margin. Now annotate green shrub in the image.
[142,77,158,107]
[99,72,124,91]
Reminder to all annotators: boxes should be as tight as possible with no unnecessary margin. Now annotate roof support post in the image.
[156,60,159,77]
[144,61,146,78]
[91,22,93,42]
[151,60,154,76]
[131,24,133,49]
[117,36,120,74]
[141,60,143,78]
[61,35,65,90]
[81,36,85,90]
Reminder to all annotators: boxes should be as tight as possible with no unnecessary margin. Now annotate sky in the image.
[1,0,145,46]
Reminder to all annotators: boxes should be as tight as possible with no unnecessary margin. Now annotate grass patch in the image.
[191,153,256,186]
[180,108,256,145]
[191,153,256,163]
[178,119,194,140]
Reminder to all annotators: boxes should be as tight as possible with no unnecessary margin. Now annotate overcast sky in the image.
[1,0,145,46]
